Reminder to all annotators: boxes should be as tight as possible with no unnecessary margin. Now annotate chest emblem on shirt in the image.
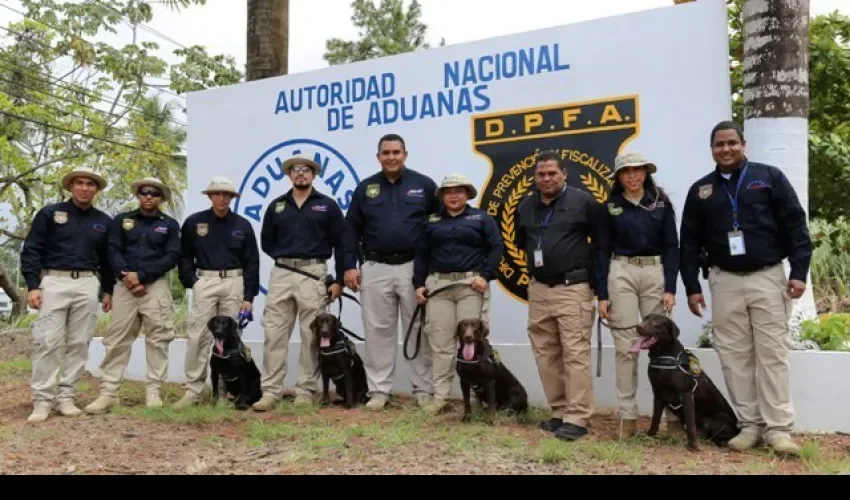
[366,183,380,198]
[698,184,713,200]
[428,214,441,223]
[196,223,208,237]
[53,211,68,224]
[607,203,623,216]
[154,226,168,234]
[122,218,135,231]
[274,201,286,213]
[312,204,328,212]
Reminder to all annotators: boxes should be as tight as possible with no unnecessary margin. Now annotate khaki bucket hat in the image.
[436,173,477,199]
[202,176,239,197]
[131,177,172,202]
[614,151,657,175]
[61,167,107,191]
[281,154,321,175]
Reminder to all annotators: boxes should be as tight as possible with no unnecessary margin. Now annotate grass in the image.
[0,358,31,379]
[1,363,848,475]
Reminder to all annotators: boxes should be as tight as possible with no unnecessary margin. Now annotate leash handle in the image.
[596,316,602,378]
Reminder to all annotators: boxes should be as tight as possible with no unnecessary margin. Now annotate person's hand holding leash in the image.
[663,292,676,312]
[328,283,342,302]
[598,299,609,320]
[415,287,428,305]
[470,277,487,293]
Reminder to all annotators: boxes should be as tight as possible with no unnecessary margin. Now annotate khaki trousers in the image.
[98,278,175,395]
[183,273,244,396]
[260,263,326,398]
[422,273,490,400]
[30,274,100,405]
[360,260,432,397]
[607,257,677,421]
[709,263,794,439]
[527,279,595,427]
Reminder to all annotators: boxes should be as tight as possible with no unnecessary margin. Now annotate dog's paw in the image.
[461,413,473,423]
[646,428,659,437]
[320,398,330,406]
[687,442,700,452]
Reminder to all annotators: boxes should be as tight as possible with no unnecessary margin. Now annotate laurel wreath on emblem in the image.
[500,172,609,277]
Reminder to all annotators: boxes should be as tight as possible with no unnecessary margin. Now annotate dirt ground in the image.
[1,330,849,475]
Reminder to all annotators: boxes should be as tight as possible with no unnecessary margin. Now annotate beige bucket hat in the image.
[202,176,239,197]
[436,173,477,199]
[281,154,321,175]
[131,177,172,202]
[614,151,657,175]
[61,167,107,191]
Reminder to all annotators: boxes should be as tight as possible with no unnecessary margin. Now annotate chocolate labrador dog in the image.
[208,315,263,410]
[632,313,739,451]
[455,318,528,424]
[311,312,368,408]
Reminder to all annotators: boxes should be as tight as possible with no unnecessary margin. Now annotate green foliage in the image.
[0,0,242,241]
[800,314,850,351]
[323,0,445,65]
[809,217,850,312]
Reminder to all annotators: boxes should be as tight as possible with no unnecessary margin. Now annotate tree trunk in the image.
[742,0,816,324]
[0,263,23,316]
[246,0,290,81]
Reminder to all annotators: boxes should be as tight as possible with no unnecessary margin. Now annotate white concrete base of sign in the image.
[85,338,850,434]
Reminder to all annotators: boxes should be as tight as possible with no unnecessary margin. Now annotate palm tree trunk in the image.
[742,0,815,323]
[246,0,290,81]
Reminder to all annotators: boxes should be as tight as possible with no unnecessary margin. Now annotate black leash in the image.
[403,282,485,361]
[275,261,364,341]
[595,300,670,378]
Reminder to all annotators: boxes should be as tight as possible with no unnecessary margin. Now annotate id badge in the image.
[728,231,746,256]
[534,249,544,267]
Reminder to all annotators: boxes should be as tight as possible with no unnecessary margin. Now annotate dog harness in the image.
[211,342,253,383]
[648,350,700,409]
[319,339,357,381]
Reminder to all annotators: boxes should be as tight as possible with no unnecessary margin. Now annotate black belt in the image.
[535,268,589,287]
[363,251,414,265]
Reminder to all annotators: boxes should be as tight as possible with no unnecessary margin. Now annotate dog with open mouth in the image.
[311,312,368,408]
[207,315,263,410]
[455,318,528,423]
[632,313,739,450]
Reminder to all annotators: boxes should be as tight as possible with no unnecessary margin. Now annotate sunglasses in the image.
[290,165,313,173]
[138,189,162,198]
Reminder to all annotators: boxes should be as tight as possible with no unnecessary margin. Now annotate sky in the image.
[2,0,848,107]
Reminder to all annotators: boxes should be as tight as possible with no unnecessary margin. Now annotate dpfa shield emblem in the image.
[53,211,68,224]
[472,95,639,303]
[196,223,208,237]
[122,218,135,231]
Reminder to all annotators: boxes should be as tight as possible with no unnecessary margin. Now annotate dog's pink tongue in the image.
[215,339,225,353]
[462,343,475,361]
[320,337,331,348]
[629,338,644,353]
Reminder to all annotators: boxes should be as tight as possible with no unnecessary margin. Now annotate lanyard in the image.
[537,207,555,249]
[723,161,749,230]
